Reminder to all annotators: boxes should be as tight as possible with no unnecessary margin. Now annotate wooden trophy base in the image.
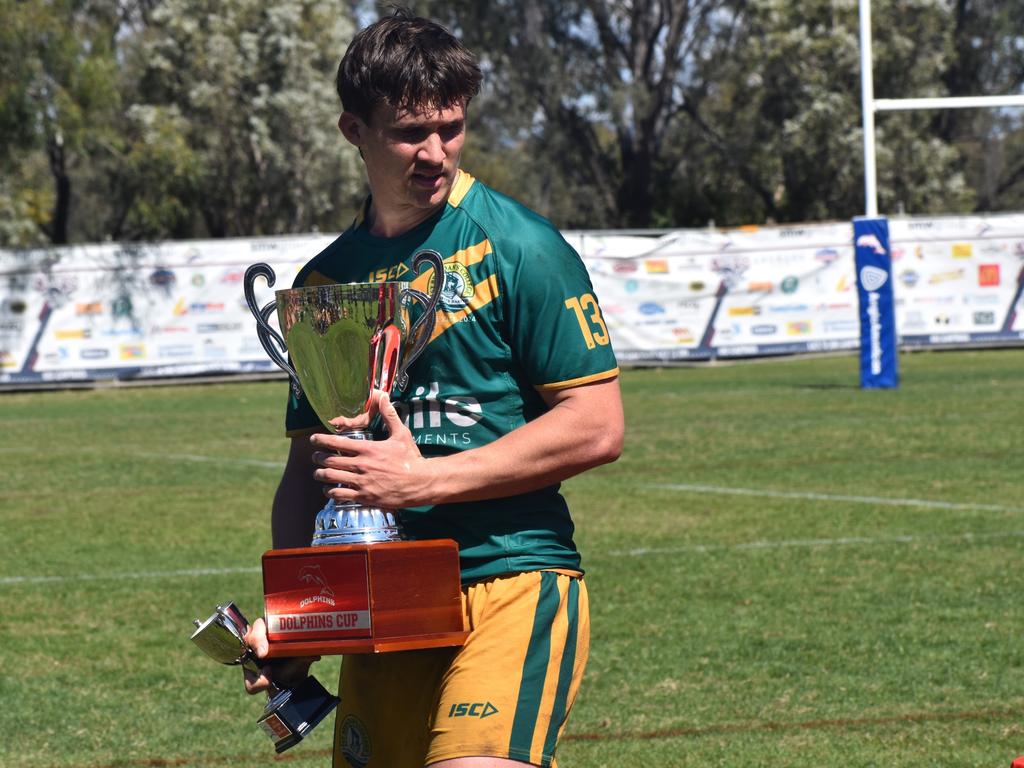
[261,539,468,656]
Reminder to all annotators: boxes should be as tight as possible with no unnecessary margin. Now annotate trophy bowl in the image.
[242,249,467,658]
[244,250,444,546]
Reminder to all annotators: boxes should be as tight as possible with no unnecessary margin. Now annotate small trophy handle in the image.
[396,249,445,390]
[244,263,302,399]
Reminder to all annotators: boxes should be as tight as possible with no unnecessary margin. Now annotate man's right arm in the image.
[271,433,326,549]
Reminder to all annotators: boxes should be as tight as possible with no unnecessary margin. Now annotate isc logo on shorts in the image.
[447,701,499,719]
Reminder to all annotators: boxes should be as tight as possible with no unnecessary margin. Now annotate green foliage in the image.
[2,349,1024,766]
[134,0,363,237]
[0,0,1020,242]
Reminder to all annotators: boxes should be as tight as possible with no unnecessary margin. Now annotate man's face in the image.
[345,101,467,217]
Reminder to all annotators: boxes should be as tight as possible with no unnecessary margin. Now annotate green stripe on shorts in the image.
[509,572,560,760]
[542,577,579,761]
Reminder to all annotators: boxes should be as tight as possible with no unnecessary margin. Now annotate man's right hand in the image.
[242,617,320,694]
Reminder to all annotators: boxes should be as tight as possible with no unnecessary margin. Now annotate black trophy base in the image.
[256,675,339,753]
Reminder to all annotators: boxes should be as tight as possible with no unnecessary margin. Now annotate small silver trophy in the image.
[243,249,444,546]
[190,602,338,753]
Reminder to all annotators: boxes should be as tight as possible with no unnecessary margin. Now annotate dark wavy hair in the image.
[336,8,483,122]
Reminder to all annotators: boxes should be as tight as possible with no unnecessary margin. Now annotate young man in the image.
[245,10,623,768]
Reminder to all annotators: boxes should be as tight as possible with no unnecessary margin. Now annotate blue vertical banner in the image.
[853,217,899,389]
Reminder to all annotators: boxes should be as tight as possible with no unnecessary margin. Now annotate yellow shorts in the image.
[333,571,589,768]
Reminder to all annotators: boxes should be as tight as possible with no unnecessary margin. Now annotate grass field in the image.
[2,348,1023,768]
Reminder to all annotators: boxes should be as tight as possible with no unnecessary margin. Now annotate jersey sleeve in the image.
[497,225,619,390]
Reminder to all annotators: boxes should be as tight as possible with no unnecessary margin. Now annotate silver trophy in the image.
[244,250,444,546]
[190,602,338,753]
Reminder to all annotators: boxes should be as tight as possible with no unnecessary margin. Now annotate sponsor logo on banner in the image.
[2,298,27,314]
[688,281,706,292]
[899,270,919,288]
[191,274,205,287]
[149,268,176,289]
[174,299,226,316]
[902,311,926,330]
[961,294,999,306]
[751,324,777,335]
[728,306,760,317]
[767,303,809,313]
[711,254,750,288]
[624,280,639,294]
[79,348,110,360]
[855,234,886,254]
[747,281,773,293]
[613,261,638,274]
[928,269,965,285]
[120,344,145,359]
[644,259,669,274]
[780,276,799,294]
[196,322,243,333]
[973,311,996,325]
[787,321,812,335]
[860,266,889,291]
[952,243,973,259]
[0,319,23,332]
[836,275,853,292]
[638,302,665,315]
[158,345,195,358]
[672,327,695,342]
[75,302,103,316]
[56,329,91,339]
[978,264,1000,287]
[220,269,244,284]
[815,248,841,263]
[934,314,960,325]
[825,319,859,333]
[151,325,190,334]
[111,296,133,318]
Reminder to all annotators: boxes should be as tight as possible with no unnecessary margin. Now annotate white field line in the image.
[0,566,261,586]
[611,529,1024,557]
[651,483,1024,514]
[5,530,1024,585]
[137,452,283,470]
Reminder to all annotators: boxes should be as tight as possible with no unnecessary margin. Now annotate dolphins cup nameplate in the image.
[243,251,468,655]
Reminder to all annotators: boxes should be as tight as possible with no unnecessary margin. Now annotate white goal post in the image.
[858,0,1024,217]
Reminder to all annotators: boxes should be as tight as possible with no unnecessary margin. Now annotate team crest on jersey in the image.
[339,715,372,768]
[429,262,475,312]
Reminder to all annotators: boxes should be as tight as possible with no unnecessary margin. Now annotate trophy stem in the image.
[311,429,403,546]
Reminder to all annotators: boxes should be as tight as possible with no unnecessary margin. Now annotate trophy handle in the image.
[396,249,445,391]
[244,263,302,399]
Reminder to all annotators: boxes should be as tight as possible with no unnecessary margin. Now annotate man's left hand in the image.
[310,391,430,509]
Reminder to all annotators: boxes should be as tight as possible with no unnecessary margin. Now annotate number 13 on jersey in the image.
[565,293,610,350]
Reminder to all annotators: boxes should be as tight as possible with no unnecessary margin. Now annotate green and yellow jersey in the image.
[285,170,619,583]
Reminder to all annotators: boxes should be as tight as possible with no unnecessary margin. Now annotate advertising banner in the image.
[853,217,898,388]
[2,214,1023,386]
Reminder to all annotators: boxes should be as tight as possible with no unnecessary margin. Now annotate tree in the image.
[0,0,123,245]
[134,0,363,237]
